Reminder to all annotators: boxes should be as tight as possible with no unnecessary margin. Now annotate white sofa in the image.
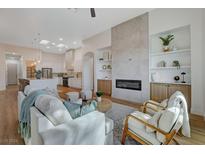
[18,91,114,145]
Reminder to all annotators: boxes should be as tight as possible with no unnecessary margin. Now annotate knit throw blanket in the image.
[19,89,57,139]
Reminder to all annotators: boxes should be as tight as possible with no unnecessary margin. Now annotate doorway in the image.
[82,52,94,90]
[6,54,22,86]
[7,63,18,85]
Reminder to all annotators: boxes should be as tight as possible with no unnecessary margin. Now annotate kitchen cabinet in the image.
[97,80,112,96]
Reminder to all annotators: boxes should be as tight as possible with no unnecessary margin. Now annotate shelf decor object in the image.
[181,72,186,83]
[172,60,180,69]
[157,60,166,67]
[159,34,174,52]
[174,76,180,82]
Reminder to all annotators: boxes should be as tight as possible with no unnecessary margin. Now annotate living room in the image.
[0,1,205,152]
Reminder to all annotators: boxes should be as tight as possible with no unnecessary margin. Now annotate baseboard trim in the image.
[111,97,142,109]
[189,113,205,129]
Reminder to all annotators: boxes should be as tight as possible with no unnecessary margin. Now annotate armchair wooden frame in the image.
[121,100,180,145]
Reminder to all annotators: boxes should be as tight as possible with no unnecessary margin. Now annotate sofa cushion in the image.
[64,100,97,119]
[105,117,114,135]
[24,85,35,96]
[35,95,72,126]
[157,107,180,143]
[64,102,81,119]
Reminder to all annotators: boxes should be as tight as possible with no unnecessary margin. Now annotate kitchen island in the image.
[19,78,58,92]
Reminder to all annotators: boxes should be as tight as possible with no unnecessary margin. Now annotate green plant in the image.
[159,34,174,46]
[35,70,42,74]
[172,60,180,69]
[96,91,104,97]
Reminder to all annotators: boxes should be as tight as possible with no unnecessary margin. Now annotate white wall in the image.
[41,52,65,73]
[82,29,111,92]
[0,43,65,90]
[82,52,94,90]
[0,52,6,90]
[149,8,204,115]
[203,9,205,118]
[73,48,83,72]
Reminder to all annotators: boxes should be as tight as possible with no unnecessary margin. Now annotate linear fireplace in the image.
[116,79,142,91]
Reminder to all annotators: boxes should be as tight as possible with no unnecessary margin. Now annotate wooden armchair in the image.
[121,101,183,145]
[142,100,166,113]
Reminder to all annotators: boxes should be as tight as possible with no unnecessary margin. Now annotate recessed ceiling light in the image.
[51,42,56,46]
[46,46,50,49]
[73,41,77,45]
[40,40,50,45]
[57,43,65,48]
[59,38,63,41]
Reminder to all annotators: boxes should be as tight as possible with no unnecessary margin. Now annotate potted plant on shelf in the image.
[35,70,42,79]
[172,60,180,69]
[96,91,104,102]
[159,34,174,52]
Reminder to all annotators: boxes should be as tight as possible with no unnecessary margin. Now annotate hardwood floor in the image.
[0,85,205,145]
[0,85,24,144]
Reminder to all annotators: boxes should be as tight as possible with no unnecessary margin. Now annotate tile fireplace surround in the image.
[111,13,149,103]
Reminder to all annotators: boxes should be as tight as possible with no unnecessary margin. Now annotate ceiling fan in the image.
[90,8,96,18]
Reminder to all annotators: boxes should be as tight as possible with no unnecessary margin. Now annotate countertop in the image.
[150,81,191,86]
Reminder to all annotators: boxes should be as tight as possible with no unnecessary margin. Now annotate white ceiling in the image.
[0,8,152,54]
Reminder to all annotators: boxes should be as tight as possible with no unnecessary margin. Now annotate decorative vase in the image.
[97,97,102,102]
[163,46,170,52]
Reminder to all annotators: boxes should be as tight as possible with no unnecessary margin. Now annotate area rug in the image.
[105,102,140,145]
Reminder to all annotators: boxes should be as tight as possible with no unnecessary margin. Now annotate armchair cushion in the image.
[35,95,72,126]
[129,111,151,130]
[127,111,161,145]
[146,111,163,133]
[161,99,168,108]
[157,107,180,142]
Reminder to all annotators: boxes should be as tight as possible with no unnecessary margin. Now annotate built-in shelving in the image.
[149,25,191,84]
[96,46,112,80]
[98,60,112,63]
[150,48,190,56]
[99,69,112,72]
[151,66,191,70]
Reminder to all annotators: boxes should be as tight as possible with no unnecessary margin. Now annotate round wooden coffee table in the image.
[97,98,112,113]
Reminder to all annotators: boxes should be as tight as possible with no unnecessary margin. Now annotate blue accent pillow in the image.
[64,100,97,119]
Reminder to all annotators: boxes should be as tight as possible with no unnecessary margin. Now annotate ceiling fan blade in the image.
[90,8,96,17]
